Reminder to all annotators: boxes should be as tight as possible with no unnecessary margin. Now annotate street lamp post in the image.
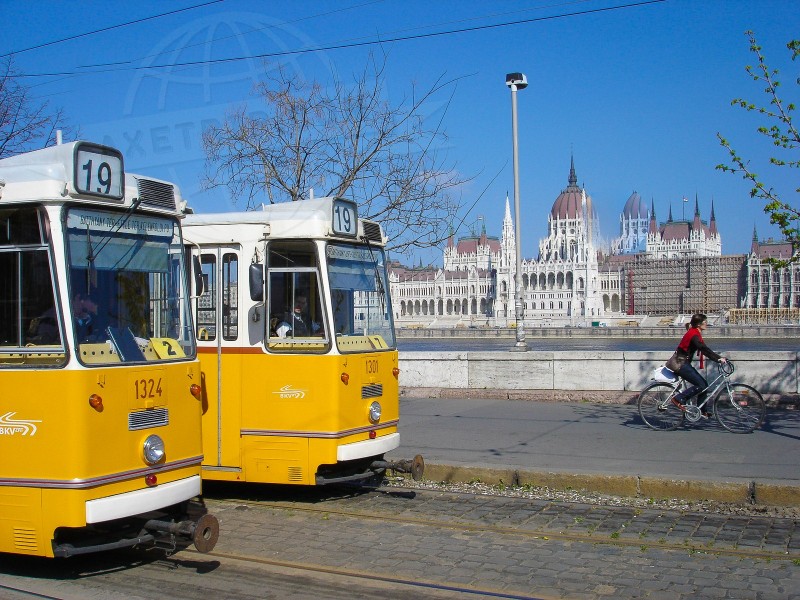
[506,72,528,351]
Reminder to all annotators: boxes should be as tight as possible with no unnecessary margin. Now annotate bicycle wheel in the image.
[638,383,685,431]
[714,384,766,433]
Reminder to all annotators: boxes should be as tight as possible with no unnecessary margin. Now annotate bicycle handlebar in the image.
[719,359,734,375]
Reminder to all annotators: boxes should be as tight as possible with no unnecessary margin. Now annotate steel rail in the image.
[184,547,554,600]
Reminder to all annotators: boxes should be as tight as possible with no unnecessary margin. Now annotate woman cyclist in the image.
[672,313,727,418]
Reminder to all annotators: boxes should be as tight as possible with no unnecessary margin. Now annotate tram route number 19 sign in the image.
[74,143,124,200]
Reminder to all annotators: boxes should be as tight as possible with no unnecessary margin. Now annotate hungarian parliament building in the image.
[388,159,799,327]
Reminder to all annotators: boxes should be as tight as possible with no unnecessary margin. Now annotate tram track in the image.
[0,583,64,600]
[0,547,555,600]
[206,486,800,562]
[185,548,555,600]
[0,484,796,600]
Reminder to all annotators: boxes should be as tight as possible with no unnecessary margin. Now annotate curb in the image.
[422,463,800,507]
[400,387,800,408]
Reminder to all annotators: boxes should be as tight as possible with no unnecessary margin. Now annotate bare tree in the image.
[0,56,69,158]
[717,31,799,267]
[202,56,469,255]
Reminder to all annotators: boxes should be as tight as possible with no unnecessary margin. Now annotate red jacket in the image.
[677,327,722,366]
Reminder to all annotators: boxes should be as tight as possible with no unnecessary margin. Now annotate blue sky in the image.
[3,0,797,264]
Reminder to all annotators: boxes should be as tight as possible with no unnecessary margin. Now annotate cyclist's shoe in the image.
[701,410,712,419]
[671,397,685,410]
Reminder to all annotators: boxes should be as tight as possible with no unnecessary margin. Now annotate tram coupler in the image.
[370,454,425,481]
[143,512,220,553]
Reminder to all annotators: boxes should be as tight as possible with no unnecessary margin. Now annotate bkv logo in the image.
[0,412,41,436]
[272,385,307,400]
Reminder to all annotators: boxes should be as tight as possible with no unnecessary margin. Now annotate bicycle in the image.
[637,360,766,433]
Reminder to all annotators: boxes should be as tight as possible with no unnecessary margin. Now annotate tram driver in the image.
[274,295,322,338]
[72,293,100,342]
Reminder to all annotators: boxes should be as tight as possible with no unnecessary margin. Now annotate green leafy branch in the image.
[716,31,800,267]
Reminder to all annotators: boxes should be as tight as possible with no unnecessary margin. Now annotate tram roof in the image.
[183,197,385,245]
[0,141,185,216]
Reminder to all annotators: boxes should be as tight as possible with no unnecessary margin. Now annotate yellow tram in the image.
[183,197,423,486]
[0,141,219,557]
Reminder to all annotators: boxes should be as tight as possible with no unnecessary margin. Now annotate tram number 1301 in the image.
[365,359,379,374]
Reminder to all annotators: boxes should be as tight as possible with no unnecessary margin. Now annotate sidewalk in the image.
[387,396,800,507]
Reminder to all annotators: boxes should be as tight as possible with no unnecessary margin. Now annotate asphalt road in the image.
[389,397,800,486]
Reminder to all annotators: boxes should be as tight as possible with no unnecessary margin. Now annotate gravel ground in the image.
[384,476,800,519]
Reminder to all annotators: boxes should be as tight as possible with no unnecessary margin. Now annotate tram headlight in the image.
[143,434,165,465]
[368,401,382,424]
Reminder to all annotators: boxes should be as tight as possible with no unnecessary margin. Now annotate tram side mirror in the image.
[249,263,264,302]
[192,256,205,296]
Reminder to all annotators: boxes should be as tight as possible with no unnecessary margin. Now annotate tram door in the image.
[195,246,243,472]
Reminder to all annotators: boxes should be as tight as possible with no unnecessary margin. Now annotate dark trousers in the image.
[677,362,709,404]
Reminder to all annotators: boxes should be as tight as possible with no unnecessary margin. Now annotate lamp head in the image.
[505,72,528,90]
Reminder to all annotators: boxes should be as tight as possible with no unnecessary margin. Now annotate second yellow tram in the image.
[183,197,422,486]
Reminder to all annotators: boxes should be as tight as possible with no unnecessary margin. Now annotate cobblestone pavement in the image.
[203,484,800,599]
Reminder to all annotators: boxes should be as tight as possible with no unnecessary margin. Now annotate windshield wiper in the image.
[87,196,143,262]
[85,224,96,291]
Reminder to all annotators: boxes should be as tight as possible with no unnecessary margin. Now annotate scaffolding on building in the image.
[727,307,800,325]
[624,255,746,316]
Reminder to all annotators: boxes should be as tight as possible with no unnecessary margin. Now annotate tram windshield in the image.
[65,207,195,364]
[326,243,395,352]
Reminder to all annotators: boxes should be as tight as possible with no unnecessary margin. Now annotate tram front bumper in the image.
[52,476,220,557]
[85,476,202,524]
[53,511,219,558]
[336,432,400,462]
[316,433,425,485]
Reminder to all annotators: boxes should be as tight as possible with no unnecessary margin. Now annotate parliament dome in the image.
[550,158,594,220]
[621,192,648,219]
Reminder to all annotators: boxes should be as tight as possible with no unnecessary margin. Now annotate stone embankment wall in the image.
[398,326,800,339]
[399,351,800,406]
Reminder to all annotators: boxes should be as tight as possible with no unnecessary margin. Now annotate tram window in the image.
[222,253,238,341]
[0,207,44,245]
[268,242,316,268]
[22,251,61,345]
[0,208,64,366]
[266,241,327,352]
[196,254,216,341]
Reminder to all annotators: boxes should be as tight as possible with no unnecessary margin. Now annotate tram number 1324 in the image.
[135,378,163,400]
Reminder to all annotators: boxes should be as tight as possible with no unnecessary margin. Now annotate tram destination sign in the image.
[67,208,173,238]
[327,245,374,262]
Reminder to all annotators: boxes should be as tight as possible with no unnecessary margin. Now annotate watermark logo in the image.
[84,11,337,200]
[272,385,307,400]
[0,412,41,436]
